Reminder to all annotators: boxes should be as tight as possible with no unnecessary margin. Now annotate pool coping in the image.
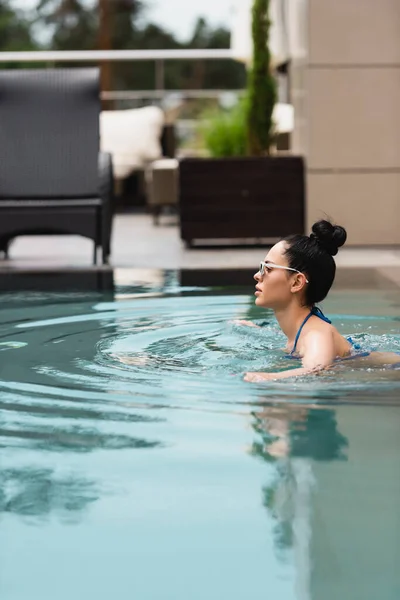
[0,214,399,291]
[0,265,399,292]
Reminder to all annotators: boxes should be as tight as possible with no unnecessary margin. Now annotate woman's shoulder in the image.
[331,327,353,357]
[301,322,350,357]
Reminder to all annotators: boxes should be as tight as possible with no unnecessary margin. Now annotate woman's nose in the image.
[254,271,261,282]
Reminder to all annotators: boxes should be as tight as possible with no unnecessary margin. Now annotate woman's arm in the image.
[244,330,336,382]
[233,320,260,328]
[244,366,318,382]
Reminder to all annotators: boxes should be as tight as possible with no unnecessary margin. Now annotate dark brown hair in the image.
[284,220,347,305]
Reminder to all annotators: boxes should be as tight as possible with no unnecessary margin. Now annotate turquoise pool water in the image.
[0,280,399,600]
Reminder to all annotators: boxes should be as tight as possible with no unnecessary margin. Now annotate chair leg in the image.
[98,206,107,266]
[1,241,10,259]
[102,243,109,265]
[93,242,97,266]
[153,205,161,226]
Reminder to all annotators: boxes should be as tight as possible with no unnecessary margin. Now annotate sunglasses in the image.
[259,261,309,283]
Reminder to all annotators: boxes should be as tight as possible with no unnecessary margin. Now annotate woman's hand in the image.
[244,365,326,382]
[233,320,259,328]
[244,372,275,382]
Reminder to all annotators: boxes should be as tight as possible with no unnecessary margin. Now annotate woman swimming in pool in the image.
[243,219,400,382]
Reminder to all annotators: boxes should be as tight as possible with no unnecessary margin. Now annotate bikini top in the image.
[288,306,365,359]
[290,306,331,356]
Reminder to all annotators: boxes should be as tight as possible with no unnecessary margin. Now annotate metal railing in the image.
[101,89,244,101]
[0,49,235,62]
[0,48,288,115]
[0,49,241,104]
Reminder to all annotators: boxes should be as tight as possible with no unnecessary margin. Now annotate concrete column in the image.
[290,0,400,244]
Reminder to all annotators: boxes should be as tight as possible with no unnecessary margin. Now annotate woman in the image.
[243,220,399,382]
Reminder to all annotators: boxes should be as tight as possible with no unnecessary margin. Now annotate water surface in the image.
[0,283,399,600]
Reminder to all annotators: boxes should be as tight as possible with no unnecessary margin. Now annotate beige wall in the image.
[291,0,400,244]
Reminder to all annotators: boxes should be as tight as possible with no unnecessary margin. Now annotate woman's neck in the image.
[274,303,312,347]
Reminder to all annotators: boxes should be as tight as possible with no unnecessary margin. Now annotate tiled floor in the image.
[1,213,400,288]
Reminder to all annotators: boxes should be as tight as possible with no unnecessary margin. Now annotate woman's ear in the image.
[290,274,307,294]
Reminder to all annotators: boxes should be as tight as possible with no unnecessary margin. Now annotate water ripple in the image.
[0,292,399,456]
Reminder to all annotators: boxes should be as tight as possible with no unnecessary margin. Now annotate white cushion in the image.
[273,103,294,134]
[150,158,179,171]
[100,106,165,179]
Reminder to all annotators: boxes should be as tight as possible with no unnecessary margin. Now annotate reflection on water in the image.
[0,467,98,524]
[0,288,399,600]
[250,405,348,562]
[250,399,400,600]
[0,421,162,452]
[251,406,349,463]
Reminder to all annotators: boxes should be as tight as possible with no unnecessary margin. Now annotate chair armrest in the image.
[98,151,114,204]
[161,124,176,158]
[98,152,114,259]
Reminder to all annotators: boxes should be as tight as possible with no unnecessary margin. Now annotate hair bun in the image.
[310,220,347,256]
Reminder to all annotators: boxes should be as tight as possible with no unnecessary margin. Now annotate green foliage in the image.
[29,3,246,92]
[201,99,248,158]
[0,0,38,66]
[247,0,277,155]
[1,0,246,121]
[185,18,246,90]
[35,0,99,51]
[201,0,277,158]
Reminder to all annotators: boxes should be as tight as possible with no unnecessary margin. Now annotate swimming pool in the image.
[1,277,399,600]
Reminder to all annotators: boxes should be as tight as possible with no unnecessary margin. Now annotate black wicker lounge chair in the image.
[0,68,113,264]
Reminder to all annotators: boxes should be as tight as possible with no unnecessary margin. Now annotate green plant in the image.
[202,99,248,158]
[201,0,276,158]
[246,0,277,155]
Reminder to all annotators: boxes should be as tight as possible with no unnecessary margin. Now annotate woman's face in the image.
[254,241,298,309]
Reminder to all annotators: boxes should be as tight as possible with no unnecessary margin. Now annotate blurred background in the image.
[0,8,399,600]
[1,0,249,153]
[1,0,399,275]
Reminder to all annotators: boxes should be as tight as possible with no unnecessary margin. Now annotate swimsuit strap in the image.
[290,306,332,355]
[347,336,362,351]
[311,305,332,325]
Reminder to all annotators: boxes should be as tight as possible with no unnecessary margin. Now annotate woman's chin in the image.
[255,295,274,309]
[255,296,265,306]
